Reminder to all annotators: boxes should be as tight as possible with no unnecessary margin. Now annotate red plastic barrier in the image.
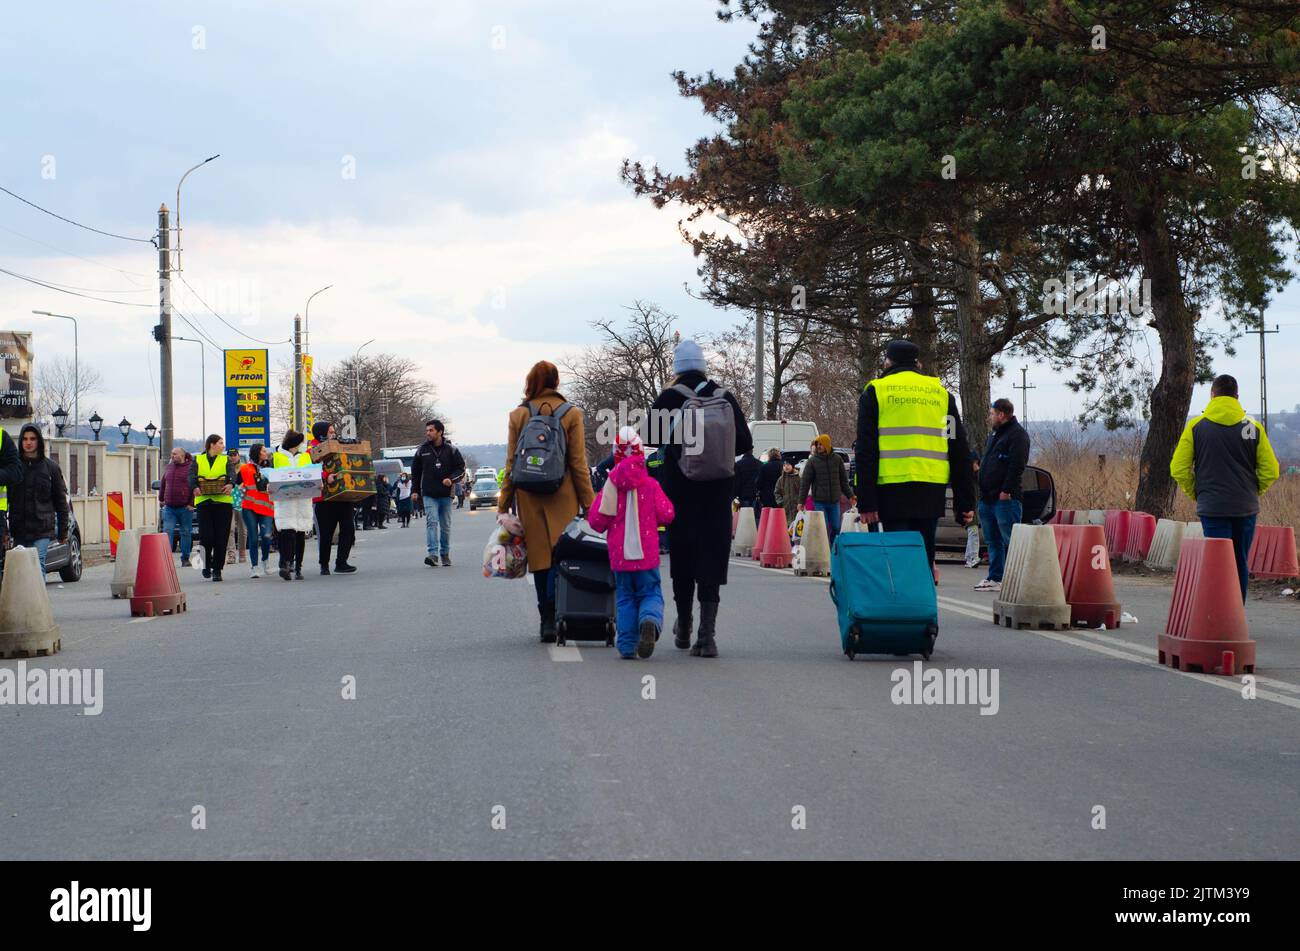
[1052,523,1121,629]
[1103,510,1131,558]
[1122,512,1157,563]
[1247,525,1300,580]
[760,507,793,569]
[1160,537,1255,675]
[129,532,187,618]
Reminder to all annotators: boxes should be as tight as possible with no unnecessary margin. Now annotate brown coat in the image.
[497,389,595,571]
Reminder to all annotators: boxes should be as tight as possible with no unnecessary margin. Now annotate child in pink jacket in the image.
[587,427,675,659]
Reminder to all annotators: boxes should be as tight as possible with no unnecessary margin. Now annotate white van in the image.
[749,420,820,459]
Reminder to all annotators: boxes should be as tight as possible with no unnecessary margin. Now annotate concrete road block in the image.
[993,524,1072,630]
[1144,518,1185,570]
[732,507,758,557]
[795,510,831,576]
[0,548,61,658]
[110,527,142,599]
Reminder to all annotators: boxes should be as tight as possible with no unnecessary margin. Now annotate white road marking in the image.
[548,645,582,662]
[128,617,154,624]
[734,556,1300,712]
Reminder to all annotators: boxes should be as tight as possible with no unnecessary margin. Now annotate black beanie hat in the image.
[885,339,920,364]
[311,421,331,442]
[282,429,304,451]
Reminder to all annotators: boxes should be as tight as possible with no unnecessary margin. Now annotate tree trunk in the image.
[1133,215,1196,519]
[952,220,991,451]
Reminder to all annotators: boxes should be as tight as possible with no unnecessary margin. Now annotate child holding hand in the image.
[588,427,675,659]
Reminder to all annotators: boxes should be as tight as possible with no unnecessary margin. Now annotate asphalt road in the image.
[2,506,1297,859]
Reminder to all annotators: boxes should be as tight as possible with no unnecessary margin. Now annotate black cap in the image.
[885,340,920,364]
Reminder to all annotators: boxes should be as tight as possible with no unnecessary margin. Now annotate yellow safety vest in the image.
[867,370,951,485]
[195,452,232,504]
[272,450,312,469]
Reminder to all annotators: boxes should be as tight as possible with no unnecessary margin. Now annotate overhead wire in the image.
[0,265,153,307]
[0,221,153,284]
[0,184,156,244]
[177,273,291,345]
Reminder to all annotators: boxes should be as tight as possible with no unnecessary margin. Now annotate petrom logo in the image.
[526,455,544,466]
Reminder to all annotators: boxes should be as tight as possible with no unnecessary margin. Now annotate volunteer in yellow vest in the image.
[854,339,976,584]
[271,429,314,581]
[0,425,32,580]
[190,433,235,582]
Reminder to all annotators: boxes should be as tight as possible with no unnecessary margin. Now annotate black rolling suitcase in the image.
[552,517,616,647]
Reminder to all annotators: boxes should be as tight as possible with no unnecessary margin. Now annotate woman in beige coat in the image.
[498,360,595,642]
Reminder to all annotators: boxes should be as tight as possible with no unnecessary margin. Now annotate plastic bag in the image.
[482,513,528,580]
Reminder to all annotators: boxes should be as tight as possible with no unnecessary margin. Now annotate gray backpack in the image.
[672,381,736,481]
[511,400,571,494]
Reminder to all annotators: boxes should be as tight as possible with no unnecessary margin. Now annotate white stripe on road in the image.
[548,645,583,662]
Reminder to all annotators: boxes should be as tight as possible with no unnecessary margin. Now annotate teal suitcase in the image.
[829,530,938,659]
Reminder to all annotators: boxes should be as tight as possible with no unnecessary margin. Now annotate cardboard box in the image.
[309,439,371,463]
[264,463,324,500]
[321,468,375,503]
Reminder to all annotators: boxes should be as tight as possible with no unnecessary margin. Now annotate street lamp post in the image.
[52,405,68,438]
[145,421,158,446]
[88,411,103,441]
[353,338,375,433]
[118,417,132,444]
[174,155,220,274]
[173,336,206,437]
[31,310,79,437]
[298,285,333,433]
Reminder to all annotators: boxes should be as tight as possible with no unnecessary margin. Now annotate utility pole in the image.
[293,314,304,433]
[754,309,765,421]
[1013,366,1036,427]
[157,204,174,459]
[379,397,389,451]
[1254,312,1279,433]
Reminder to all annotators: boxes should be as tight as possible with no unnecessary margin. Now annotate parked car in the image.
[935,464,1057,556]
[468,477,500,510]
[38,507,84,583]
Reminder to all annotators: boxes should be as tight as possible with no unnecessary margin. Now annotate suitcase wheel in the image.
[556,619,567,647]
[605,620,615,648]
[921,650,932,661]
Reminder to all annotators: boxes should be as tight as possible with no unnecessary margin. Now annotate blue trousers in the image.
[162,505,193,560]
[614,568,664,656]
[242,509,275,565]
[1200,514,1257,603]
[423,495,452,556]
[978,499,1022,582]
[814,501,840,547]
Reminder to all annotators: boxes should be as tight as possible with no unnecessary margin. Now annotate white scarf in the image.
[599,477,643,561]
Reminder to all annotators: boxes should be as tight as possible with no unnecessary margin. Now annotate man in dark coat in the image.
[975,398,1030,591]
[733,450,761,514]
[9,424,69,579]
[755,447,783,510]
[650,340,753,658]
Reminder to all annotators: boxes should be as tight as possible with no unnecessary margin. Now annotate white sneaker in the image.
[974,579,1001,592]
[262,562,271,576]
[250,565,260,579]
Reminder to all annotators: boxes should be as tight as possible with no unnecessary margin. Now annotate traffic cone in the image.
[110,528,142,599]
[1144,518,1185,570]
[760,508,793,568]
[993,524,1072,630]
[732,507,758,557]
[0,548,61,658]
[1160,537,1255,675]
[1052,523,1122,629]
[1247,525,1299,580]
[753,507,776,561]
[795,510,831,576]
[1122,512,1157,562]
[129,532,188,618]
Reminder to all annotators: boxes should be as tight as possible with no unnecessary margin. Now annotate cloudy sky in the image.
[3,0,1298,446]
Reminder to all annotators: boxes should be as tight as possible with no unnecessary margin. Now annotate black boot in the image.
[539,603,557,644]
[691,601,719,657]
[673,603,693,650]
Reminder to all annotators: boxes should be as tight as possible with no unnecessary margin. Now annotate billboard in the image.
[0,331,33,420]
[223,349,270,451]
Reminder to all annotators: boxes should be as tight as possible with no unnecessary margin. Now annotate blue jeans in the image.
[977,499,1022,582]
[242,509,275,566]
[1200,514,1257,603]
[614,568,665,656]
[423,495,452,556]
[814,501,840,547]
[162,504,193,560]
